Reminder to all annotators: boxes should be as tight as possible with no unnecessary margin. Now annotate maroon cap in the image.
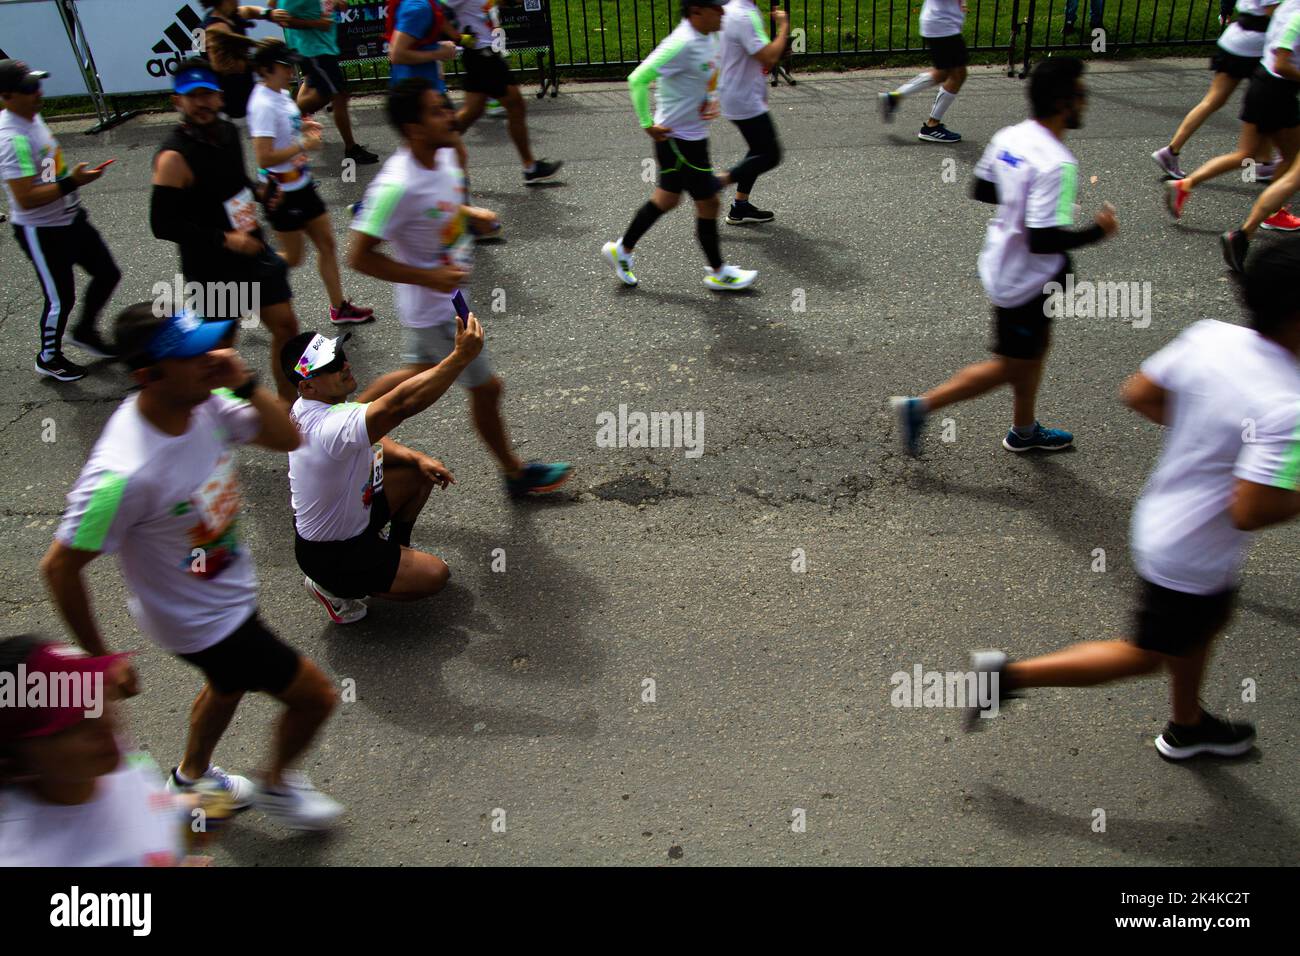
[0,642,127,741]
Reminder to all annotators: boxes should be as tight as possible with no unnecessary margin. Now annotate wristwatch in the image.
[232,374,259,400]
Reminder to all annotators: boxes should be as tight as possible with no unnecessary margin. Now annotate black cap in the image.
[253,40,302,72]
[0,59,49,94]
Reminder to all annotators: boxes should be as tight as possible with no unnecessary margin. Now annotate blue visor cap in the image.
[174,65,222,95]
[148,310,235,361]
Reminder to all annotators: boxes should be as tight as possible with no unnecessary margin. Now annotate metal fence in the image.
[543,0,1223,71]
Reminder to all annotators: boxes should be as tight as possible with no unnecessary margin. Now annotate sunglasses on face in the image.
[305,351,347,379]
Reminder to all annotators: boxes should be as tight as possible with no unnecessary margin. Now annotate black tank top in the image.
[157,120,263,278]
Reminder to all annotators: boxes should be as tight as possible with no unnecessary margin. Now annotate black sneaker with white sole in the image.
[726,200,775,225]
[523,159,564,184]
[35,353,87,382]
[1155,711,1255,760]
[67,327,118,359]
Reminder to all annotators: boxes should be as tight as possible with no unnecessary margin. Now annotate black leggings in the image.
[728,112,782,196]
[13,209,121,361]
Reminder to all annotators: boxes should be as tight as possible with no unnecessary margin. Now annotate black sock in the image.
[389,520,415,548]
[622,201,664,251]
[696,217,723,271]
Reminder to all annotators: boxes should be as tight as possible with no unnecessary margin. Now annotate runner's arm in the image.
[1027,223,1106,253]
[970,176,997,204]
[390,31,457,64]
[245,382,302,451]
[348,230,459,290]
[40,542,111,657]
[1120,371,1167,425]
[364,315,483,442]
[754,16,790,69]
[1230,481,1300,530]
[151,151,230,251]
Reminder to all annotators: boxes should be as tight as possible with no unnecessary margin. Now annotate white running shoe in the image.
[165,764,256,810]
[256,771,344,831]
[303,576,367,624]
[601,240,637,286]
[704,264,757,291]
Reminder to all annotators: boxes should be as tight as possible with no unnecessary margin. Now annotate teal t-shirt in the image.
[281,0,339,57]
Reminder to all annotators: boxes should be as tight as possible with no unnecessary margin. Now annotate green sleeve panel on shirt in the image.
[1279,11,1300,50]
[70,472,128,552]
[749,9,771,44]
[1055,162,1078,226]
[354,182,405,238]
[12,135,36,177]
[629,35,688,127]
[1274,413,1300,490]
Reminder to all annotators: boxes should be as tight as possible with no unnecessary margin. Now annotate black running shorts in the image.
[990,265,1067,360]
[187,247,293,315]
[294,489,402,600]
[655,137,721,200]
[462,48,514,98]
[301,54,348,97]
[1240,67,1300,134]
[177,612,302,695]
[926,33,969,70]
[1131,579,1237,657]
[1210,49,1260,81]
[266,181,328,233]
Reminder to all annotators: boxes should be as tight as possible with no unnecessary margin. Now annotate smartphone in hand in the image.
[452,290,470,324]
[90,159,116,172]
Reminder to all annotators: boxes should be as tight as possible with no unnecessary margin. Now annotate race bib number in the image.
[223,187,258,233]
[371,444,384,495]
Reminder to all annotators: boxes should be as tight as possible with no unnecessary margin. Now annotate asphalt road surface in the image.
[1,58,1296,865]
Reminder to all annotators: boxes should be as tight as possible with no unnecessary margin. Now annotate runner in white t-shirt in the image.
[281,321,481,623]
[348,79,572,498]
[248,41,374,324]
[0,636,196,867]
[877,0,969,142]
[892,58,1118,456]
[600,1,758,292]
[965,242,1300,760]
[718,1,789,225]
[40,302,343,832]
[1152,0,1282,182]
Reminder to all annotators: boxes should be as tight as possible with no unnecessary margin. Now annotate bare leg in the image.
[921,358,1015,413]
[468,376,523,475]
[1004,640,1163,689]
[1167,643,1212,726]
[265,658,337,787]
[179,683,244,779]
[1183,122,1264,188]
[303,213,345,308]
[1241,128,1300,235]
[456,92,488,136]
[330,93,357,151]
[258,301,301,402]
[501,85,535,167]
[1169,73,1239,154]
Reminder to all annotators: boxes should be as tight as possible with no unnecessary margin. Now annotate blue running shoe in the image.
[918,124,961,143]
[1002,422,1073,452]
[890,396,927,457]
[506,461,573,498]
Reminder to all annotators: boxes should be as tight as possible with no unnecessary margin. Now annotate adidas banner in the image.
[0,0,91,97]
[70,0,282,94]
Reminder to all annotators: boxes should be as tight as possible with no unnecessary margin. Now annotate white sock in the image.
[930,89,958,122]
[895,71,937,97]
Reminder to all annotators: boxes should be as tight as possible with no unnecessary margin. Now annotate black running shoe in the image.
[1155,711,1255,760]
[523,159,564,184]
[67,327,118,359]
[35,353,87,382]
[1220,229,1249,274]
[345,144,380,165]
[726,201,775,225]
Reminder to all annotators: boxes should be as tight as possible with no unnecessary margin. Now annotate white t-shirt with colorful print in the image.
[0,110,81,227]
[289,398,384,542]
[55,392,261,654]
[974,118,1079,308]
[352,145,470,329]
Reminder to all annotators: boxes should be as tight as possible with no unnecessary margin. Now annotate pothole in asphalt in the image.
[590,473,690,506]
